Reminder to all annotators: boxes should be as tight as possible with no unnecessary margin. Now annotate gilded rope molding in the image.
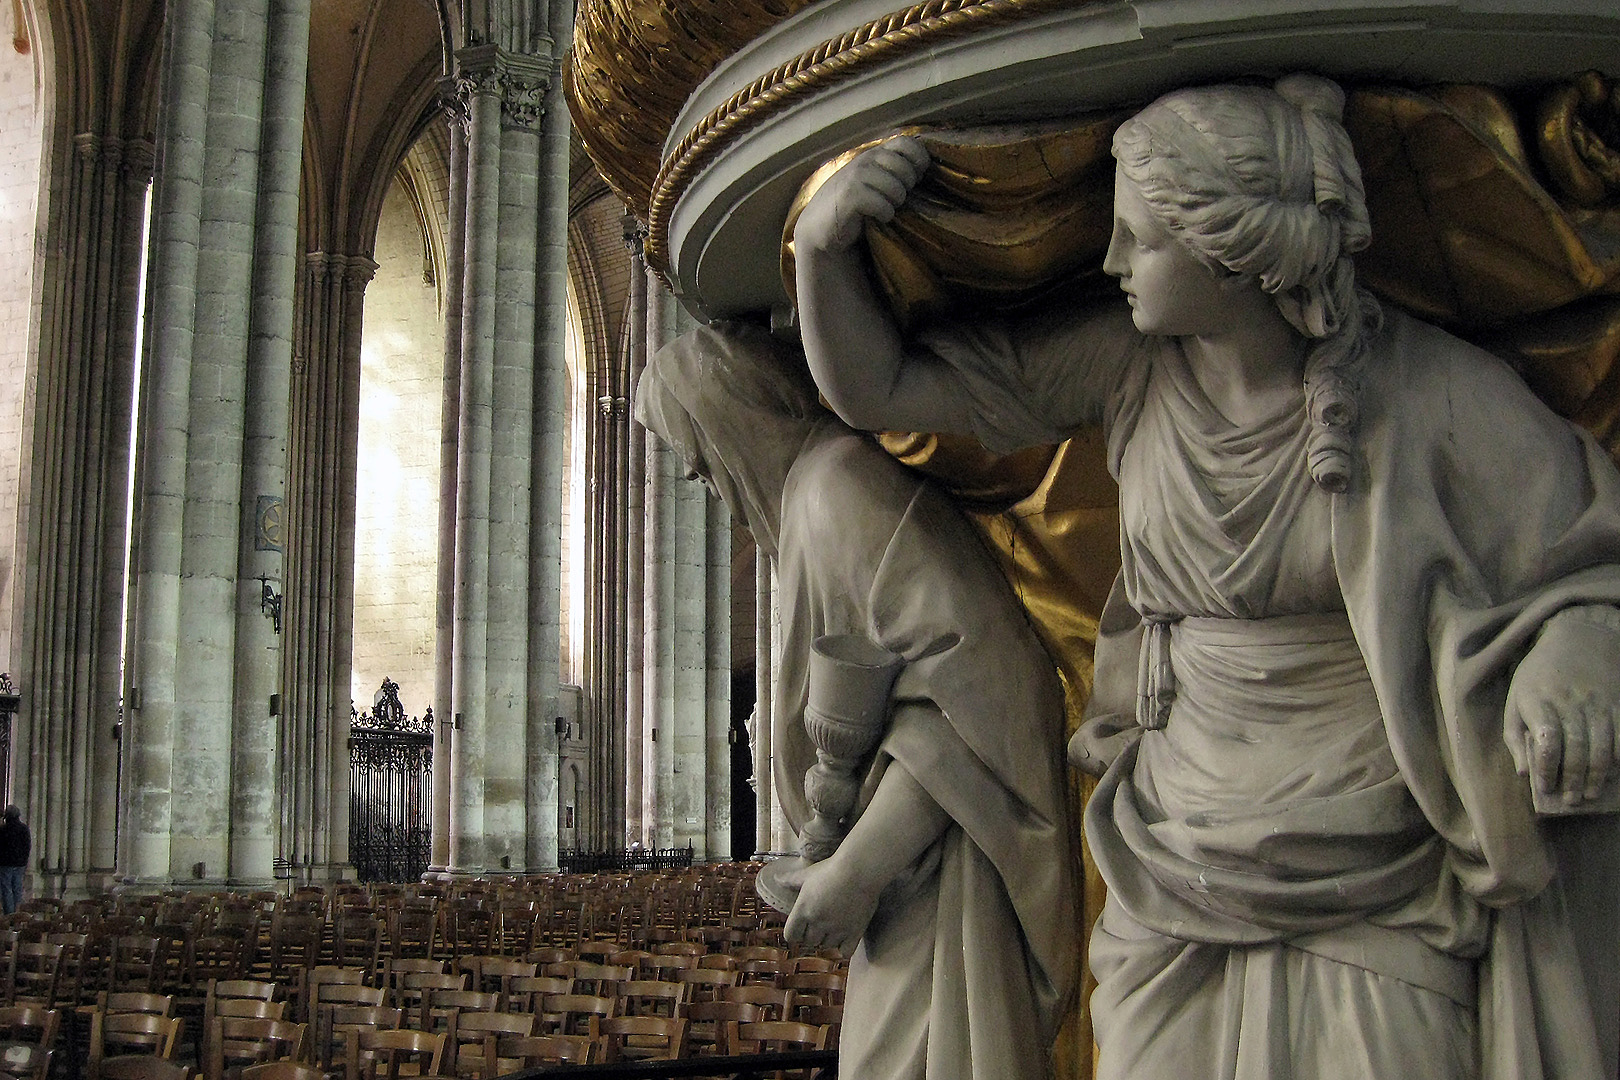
[644,0,1094,277]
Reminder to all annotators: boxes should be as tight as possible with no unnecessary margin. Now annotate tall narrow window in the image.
[352,171,445,713]
[0,0,46,670]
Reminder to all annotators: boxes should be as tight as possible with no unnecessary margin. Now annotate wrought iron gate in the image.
[348,679,432,882]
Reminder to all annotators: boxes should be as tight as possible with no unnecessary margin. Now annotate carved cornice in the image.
[454,43,554,133]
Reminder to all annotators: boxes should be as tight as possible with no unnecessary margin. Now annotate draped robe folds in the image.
[771,431,1079,1080]
[921,300,1620,1079]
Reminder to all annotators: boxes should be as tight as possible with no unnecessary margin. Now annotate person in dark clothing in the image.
[0,806,29,915]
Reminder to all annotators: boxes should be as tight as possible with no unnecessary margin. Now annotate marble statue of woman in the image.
[634,320,1079,1080]
[791,73,1620,1080]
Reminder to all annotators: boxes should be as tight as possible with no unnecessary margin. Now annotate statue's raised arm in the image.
[792,135,979,436]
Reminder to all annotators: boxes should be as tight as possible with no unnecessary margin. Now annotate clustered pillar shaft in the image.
[627,285,734,857]
[230,0,311,884]
[434,31,568,876]
[281,251,375,883]
[14,125,151,894]
[754,554,777,857]
[126,0,310,886]
[430,112,469,875]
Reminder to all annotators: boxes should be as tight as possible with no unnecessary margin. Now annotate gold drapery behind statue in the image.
[779,74,1620,1080]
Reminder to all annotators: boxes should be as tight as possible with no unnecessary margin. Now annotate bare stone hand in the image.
[781,847,883,957]
[794,136,932,253]
[1505,609,1620,807]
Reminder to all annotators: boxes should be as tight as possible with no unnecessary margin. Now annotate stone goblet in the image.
[757,633,904,915]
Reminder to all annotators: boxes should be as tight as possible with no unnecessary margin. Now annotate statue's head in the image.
[1111,74,1379,492]
[634,320,825,556]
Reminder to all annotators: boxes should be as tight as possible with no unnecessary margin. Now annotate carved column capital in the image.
[454,43,553,133]
[121,139,156,185]
[622,213,650,258]
[438,75,472,139]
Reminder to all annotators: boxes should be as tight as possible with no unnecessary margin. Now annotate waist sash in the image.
[1089,612,1478,1002]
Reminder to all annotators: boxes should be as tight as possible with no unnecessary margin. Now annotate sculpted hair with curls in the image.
[1111,74,1381,492]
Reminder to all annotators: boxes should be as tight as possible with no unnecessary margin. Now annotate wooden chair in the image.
[383,906,439,963]
[598,1015,687,1063]
[316,1004,401,1079]
[187,932,249,990]
[147,922,196,995]
[534,993,615,1041]
[87,1012,184,1080]
[729,945,788,966]
[97,992,175,1018]
[781,972,844,1009]
[43,932,93,1011]
[787,955,839,975]
[716,984,794,1023]
[724,1020,829,1080]
[643,954,698,981]
[265,916,324,986]
[573,941,617,963]
[442,1011,532,1078]
[330,913,382,980]
[500,975,569,1015]
[480,1032,592,1076]
[683,1000,760,1056]
[300,968,373,1025]
[202,981,281,1042]
[418,991,495,1037]
[651,942,705,960]
[553,962,630,998]
[457,958,533,1003]
[6,942,63,1007]
[205,1018,307,1080]
[615,980,686,1020]
[343,1028,444,1080]
[212,999,288,1045]
[439,906,494,962]
[97,1055,193,1080]
[378,960,443,1011]
[395,975,464,1027]
[491,904,536,957]
[0,1005,58,1080]
[695,953,739,972]
[236,1063,323,1080]
[518,947,572,969]
[737,958,785,986]
[672,967,736,1005]
[795,1004,843,1049]
[107,937,164,995]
